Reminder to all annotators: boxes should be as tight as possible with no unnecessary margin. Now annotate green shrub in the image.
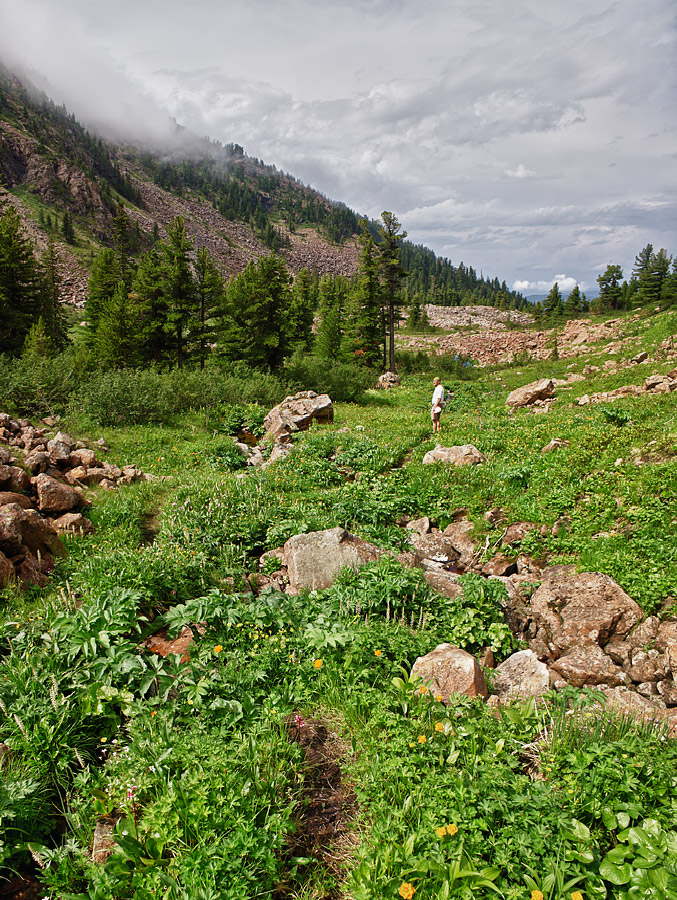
[283,352,373,402]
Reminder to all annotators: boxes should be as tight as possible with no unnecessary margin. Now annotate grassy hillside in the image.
[1,307,676,899]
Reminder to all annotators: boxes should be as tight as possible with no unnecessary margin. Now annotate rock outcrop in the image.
[411,644,489,702]
[422,444,485,466]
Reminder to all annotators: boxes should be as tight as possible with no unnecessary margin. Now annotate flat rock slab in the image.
[284,526,384,594]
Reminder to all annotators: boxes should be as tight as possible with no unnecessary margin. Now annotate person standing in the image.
[431,376,444,433]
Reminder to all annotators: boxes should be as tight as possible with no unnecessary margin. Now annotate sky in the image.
[1,0,675,294]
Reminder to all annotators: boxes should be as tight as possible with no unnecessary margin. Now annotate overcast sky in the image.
[1,0,675,293]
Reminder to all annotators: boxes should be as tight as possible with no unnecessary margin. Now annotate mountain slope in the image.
[0,64,525,311]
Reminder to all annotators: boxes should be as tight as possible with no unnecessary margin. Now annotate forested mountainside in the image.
[0,64,526,310]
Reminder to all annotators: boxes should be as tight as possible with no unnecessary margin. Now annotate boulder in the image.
[442,521,477,568]
[376,371,401,390]
[142,626,194,664]
[6,467,30,493]
[34,474,84,513]
[70,448,99,468]
[408,532,460,565]
[492,650,550,701]
[0,492,35,510]
[264,392,333,442]
[47,431,75,467]
[419,561,463,599]
[0,551,14,587]
[406,516,431,536]
[19,509,66,557]
[529,572,643,655]
[550,643,625,687]
[502,522,538,546]
[601,686,667,724]
[411,644,488,702]
[506,379,555,409]
[53,512,94,535]
[422,444,485,466]
[481,554,517,577]
[284,527,384,594]
[0,504,25,554]
[22,450,50,474]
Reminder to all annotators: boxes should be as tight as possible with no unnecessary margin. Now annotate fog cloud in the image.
[1,0,675,288]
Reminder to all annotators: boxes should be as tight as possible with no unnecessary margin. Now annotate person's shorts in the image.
[431,407,441,421]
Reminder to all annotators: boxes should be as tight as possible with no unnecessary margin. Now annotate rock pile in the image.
[255,511,677,728]
[0,413,151,588]
[577,370,677,406]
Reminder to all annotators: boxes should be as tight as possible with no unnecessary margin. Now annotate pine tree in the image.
[350,223,384,367]
[85,248,119,342]
[161,217,197,369]
[314,276,349,361]
[221,254,292,370]
[287,268,315,355]
[0,202,42,354]
[597,264,624,310]
[194,247,224,370]
[39,238,68,349]
[61,210,76,245]
[563,286,583,319]
[133,248,169,364]
[94,281,142,368]
[377,211,407,371]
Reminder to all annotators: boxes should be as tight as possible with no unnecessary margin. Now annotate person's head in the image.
[433,377,440,386]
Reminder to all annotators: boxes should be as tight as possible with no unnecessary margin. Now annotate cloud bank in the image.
[1,0,675,289]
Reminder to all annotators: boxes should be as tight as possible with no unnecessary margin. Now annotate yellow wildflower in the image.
[435,722,444,732]
[571,893,584,900]
[418,734,426,744]
[419,685,428,694]
[374,649,382,657]
[313,659,323,669]
[531,891,544,900]
[398,883,415,899]
[435,693,443,702]
[446,823,458,836]
[435,826,446,839]
[213,645,223,654]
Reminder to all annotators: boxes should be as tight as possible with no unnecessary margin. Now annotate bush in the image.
[0,351,81,417]
[73,363,287,426]
[283,352,373,402]
[394,349,432,374]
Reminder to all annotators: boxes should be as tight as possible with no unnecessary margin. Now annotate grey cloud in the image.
[0,0,675,287]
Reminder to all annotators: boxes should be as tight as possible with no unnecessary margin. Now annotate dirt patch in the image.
[274,714,357,899]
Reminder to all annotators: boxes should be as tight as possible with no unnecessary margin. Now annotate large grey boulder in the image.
[411,644,488,702]
[493,649,550,701]
[264,392,333,443]
[506,378,555,409]
[422,445,485,466]
[284,526,384,594]
[408,532,459,565]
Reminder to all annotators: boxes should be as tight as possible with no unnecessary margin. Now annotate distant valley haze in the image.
[0,0,675,295]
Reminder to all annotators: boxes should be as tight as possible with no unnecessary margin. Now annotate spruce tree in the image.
[133,249,169,365]
[194,247,224,370]
[0,203,42,354]
[39,239,68,349]
[94,281,142,368]
[161,217,197,369]
[377,211,407,371]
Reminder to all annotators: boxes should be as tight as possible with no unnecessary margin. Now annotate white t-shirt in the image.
[432,384,444,409]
